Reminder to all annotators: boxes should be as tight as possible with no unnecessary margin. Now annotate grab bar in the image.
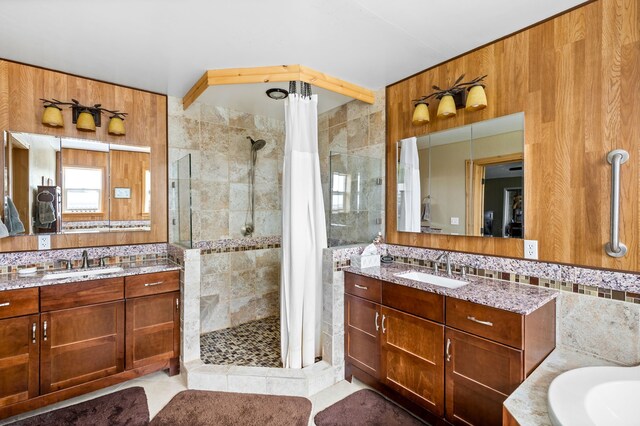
[605,149,629,257]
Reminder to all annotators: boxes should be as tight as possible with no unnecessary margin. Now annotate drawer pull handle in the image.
[32,322,36,344]
[0,302,9,307]
[375,312,380,331]
[144,281,164,287]
[43,320,48,341]
[467,316,493,327]
[354,284,368,290]
[176,297,179,312]
[381,314,387,334]
[446,338,452,362]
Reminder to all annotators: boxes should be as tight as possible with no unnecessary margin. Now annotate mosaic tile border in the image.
[197,236,281,255]
[0,243,169,275]
[328,244,640,305]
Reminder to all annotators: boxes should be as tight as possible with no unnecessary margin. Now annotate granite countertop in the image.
[503,347,617,426]
[344,262,558,315]
[0,259,181,292]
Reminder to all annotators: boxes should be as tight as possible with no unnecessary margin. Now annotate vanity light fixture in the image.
[412,74,487,125]
[39,98,127,135]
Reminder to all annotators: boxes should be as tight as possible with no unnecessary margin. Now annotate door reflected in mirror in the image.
[396,112,524,238]
[1,131,151,236]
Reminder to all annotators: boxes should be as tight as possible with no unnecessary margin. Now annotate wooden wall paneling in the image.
[0,59,168,252]
[385,0,640,272]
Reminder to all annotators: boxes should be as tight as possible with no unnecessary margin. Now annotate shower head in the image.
[247,136,267,151]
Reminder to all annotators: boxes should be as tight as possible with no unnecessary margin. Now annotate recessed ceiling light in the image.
[266,88,288,100]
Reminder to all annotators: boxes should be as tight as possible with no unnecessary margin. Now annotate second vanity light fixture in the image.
[412,74,487,126]
[40,98,128,135]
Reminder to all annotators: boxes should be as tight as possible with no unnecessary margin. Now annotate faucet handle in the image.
[460,265,467,278]
[100,257,109,267]
[64,259,72,270]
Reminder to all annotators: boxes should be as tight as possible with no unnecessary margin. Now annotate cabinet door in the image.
[445,328,523,426]
[0,315,39,406]
[40,301,125,394]
[126,291,180,370]
[345,294,381,379]
[380,307,445,416]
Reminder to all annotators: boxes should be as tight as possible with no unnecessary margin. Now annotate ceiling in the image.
[0,0,586,112]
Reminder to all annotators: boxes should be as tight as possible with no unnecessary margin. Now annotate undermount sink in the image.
[548,365,640,426]
[42,267,124,281]
[395,271,468,289]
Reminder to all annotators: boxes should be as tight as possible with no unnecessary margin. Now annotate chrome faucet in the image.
[81,250,90,269]
[434,252,453,276]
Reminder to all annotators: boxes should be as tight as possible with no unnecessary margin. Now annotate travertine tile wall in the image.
[200,248,280,334]
[167,96,284,243]
[318,89,387,245]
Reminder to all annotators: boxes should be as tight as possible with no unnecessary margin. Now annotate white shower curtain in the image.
[398,137,421,232]
[281,93,327,369]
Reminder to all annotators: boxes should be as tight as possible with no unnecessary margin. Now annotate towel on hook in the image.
[38,201,56,226]
[421,196,431,222]
[4,197,25,235]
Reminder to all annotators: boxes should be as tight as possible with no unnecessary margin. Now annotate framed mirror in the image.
[396,112,524,238]
[2,131,151,236]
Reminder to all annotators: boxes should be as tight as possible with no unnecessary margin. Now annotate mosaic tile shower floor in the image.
[200,316,282,368]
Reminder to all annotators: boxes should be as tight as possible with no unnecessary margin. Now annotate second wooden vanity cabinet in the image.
[345,271,555,426]
[0,269,180,420]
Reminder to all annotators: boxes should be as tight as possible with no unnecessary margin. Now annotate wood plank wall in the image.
[386,0,639,272]
[0,60,167,252]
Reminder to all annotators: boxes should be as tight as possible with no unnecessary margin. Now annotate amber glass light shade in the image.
[412,102,430,126]
[108,116,126,135]
[76,111,96,131]
[42,106,64,127]
[466,85,487,112]
[436,94,457,118]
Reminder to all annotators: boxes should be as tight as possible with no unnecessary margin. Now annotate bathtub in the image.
[548,365,640,426]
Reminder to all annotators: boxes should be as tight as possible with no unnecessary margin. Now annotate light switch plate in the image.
[38,235,51,250]
[450,217,460,225]
[524,240,538,260]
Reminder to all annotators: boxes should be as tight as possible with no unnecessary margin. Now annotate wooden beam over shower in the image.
[182,64,375,109]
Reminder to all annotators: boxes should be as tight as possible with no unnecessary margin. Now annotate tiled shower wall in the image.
[167,96,284,243]
[318,89,387,245]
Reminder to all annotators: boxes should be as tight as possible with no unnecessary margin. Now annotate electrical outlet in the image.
[524,240,538,260]
[37,235,51,250]
[450,217,460,225]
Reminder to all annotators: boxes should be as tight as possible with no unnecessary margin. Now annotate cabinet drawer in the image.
[446,298,523,349]
[0,288,39,320]
[383,282,444,323]
[345,272,381,303]
[125,270,179,298]
[40,278,124,312]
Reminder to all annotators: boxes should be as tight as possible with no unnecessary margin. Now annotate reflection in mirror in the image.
[396,112,524,238]
[3,132,61,235]
[109,144,151,232]
[61,138,110,233]
[1,131,152,236]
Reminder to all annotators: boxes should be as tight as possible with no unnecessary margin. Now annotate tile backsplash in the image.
[332,244,640,305]
[0,243,169,275]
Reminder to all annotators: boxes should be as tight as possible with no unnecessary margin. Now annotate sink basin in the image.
[395,271,468,289]
[42,267,124,281]
[548,365,640,426]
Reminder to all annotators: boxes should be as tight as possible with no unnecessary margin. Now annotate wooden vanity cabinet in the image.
[0,269,181,421]
[344,271,556,426]
[125,271,180,373]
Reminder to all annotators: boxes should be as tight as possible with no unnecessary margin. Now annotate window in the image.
[63,167,103,212]
[143,169,151,214]
[331,172,350,213]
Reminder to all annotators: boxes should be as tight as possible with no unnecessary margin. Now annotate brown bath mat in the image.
[7,386,149,426]
[314,389,427,426]
[149,390,312,426]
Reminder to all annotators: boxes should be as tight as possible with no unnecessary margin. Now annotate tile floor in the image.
[0,371,367,426]
[200,315,281,368]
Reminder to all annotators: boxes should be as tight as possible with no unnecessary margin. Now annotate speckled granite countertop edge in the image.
[503,347,617,426]
[0,260,181,292]
[344,262,558,315]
